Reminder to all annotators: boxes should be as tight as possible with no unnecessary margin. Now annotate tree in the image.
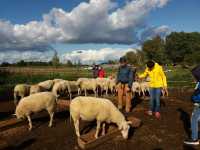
[66,60,73,67]
[142,36,169,64]
[165,32,200,64]
[124,50,145,66]
[51,51,60,67]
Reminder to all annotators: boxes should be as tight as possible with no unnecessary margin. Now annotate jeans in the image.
[149,88,161,112]
[191,107,200,140]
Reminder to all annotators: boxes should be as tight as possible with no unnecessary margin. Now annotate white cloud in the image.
[61,48,135,64]
[0,0,170,53]
[0,51,53,64]
[141,25,171,41]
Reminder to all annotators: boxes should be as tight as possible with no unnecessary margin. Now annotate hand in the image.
[162,87,168,97]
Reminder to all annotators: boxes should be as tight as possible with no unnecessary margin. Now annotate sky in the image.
[0,0,199,64]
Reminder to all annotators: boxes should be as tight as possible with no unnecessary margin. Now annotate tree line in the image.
[124,32,200,66]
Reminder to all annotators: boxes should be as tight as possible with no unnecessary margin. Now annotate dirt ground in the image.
[0,91,200,150]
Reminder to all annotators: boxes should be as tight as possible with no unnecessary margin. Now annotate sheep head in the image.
[119,121,132,139]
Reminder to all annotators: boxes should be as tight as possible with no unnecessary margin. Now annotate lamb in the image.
[52,80,71,99]
[14,84,30,105]
[38,80,54,91]
[70,96,132,139]
[68,81,79,96]
[15,92,57,130]
[76,78,89,95]
[78,79,97,97]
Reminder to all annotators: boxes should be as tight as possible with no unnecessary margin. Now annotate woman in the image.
[139,60,168,119]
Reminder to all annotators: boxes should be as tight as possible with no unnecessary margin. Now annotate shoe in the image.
[155,112,161,119]
[184,139,199,145]
[145,110,153,116]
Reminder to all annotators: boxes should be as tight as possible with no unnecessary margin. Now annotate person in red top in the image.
[98,66,105,78]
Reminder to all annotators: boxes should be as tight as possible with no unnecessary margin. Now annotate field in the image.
[0,66,198,150]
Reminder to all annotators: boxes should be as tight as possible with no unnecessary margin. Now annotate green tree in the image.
[51,51,60,67]
[142,36,168,64]
[165,32,200,64]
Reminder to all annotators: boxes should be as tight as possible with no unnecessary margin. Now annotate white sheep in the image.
[30,84,46,95]
[38,80,54,91]
[132,82,141,96]
[68,81,79,95]
[78,79,97,97]
[76,78,89,95]
[53,79,65,84]
[70,96,132,139]
[140,81,150,96]
[96,78,110,96]
[52,80,71,99]
[108,78,116,95]
[15,92,57,130]
[14,84,30,105]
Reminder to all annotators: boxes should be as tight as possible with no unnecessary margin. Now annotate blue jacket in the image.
[192,82,200,103]
[116,65,134,88]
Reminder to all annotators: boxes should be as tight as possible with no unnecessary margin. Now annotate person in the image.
[116,57,134,113]
[92,65,99,78]
[184,65,200,145]
[138,60,168,119]
[98,66,105,78]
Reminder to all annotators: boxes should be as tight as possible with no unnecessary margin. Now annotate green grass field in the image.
[0,65,195,100]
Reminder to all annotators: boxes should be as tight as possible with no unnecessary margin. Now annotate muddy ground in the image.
[0,89,200,150]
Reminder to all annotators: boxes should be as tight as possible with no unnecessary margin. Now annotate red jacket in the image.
[98,69,105,78]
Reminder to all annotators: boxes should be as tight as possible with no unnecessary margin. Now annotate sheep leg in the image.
[27,115,32,131]
[84,89,87,96]
[95,120,101,139]
[74,120,80,137]
[48,112,54,127]
[102,123,106,136]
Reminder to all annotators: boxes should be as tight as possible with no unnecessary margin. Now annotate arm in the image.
[159,66,168,96]
[138,68,148,79]
[116,67,120,84]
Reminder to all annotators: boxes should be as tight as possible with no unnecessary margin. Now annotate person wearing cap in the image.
[138,60,168,119]
[184,65,200,145]
[116,57,134,113]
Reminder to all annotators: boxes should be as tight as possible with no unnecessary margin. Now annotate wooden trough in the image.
[0,99,70,150]
[77,116,141,150]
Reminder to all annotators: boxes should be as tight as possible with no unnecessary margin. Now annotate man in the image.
[184,65,200,145]
[139,60,168,119]
[116,57,134,113]
[92,65,99,78]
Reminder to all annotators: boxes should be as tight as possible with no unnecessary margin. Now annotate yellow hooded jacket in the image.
[139,63,167,88]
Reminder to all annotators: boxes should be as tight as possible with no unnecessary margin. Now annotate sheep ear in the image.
[127,121,132,125]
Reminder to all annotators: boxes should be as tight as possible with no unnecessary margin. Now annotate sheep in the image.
[52,80,71,99]
[70,96,132,139]
[76,78,89,95]
[132,82,141,96]
[96,78,110,96]
[15,92,57,130]
[78,79,97,97]
[68,81,79,96]
[139,81,150,96]
[38,80,54,91]
[53,79,65,84]
[14,84,30,105]
[30,84,46,95]
[108,78,116,95]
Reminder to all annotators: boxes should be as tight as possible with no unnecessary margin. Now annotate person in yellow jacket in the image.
[139,60,168,119]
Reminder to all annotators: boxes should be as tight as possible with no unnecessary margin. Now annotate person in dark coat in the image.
[116,57,134,113]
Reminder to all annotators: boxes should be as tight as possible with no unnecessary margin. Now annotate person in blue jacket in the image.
[184,66,200,145]
[116,57,134,113]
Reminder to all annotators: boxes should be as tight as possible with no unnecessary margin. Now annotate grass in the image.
[0,65,196,100]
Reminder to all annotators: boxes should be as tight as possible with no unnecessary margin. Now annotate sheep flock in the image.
[13,77,148,139]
